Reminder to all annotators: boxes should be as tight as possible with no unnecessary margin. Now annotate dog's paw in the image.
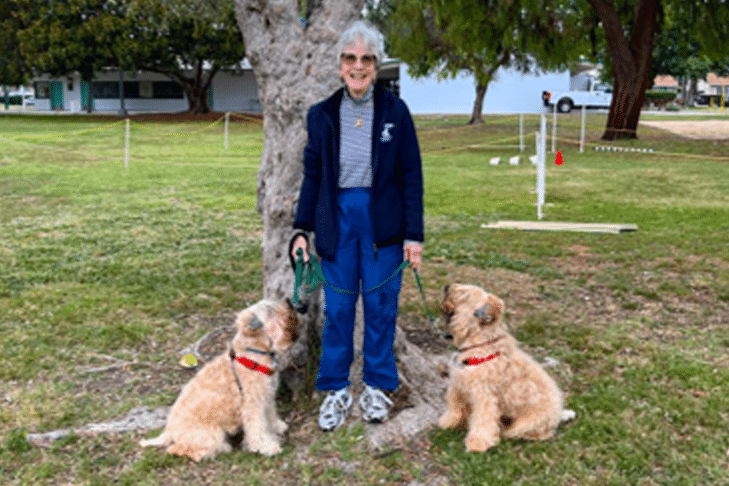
[438,412,462,429]
[248,437,283,456]
[139,433,168,447]
[560,409,576,423]
[272,419,288,435]
[465,434,497,452]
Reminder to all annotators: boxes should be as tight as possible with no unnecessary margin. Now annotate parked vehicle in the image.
[542,82,612,113]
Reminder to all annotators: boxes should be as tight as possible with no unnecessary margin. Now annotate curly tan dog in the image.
[140,299,300,461]
[439,284,573,452]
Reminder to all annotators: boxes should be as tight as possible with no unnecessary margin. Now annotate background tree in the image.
[583,0,662,140]
[0,0,31,88]
[232,0,449,443]
[15,0,114,85]
[14,0,244,114]
[583,0,729,140]
[650,8,713,107]
[689,0,729,66]
[371,0,590,124]
[110,0,245,114]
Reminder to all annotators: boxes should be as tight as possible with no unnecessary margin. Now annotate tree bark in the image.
[176,62,218,114]
[587,0,660,140]
[468,82,487,124]
[232,0,361,396]
[233,0,449,445]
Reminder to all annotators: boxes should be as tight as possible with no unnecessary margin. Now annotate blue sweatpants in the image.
[316,188,403,392]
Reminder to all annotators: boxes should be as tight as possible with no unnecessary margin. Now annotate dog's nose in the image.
[444,333,453,341]
[294,302,308,314]
[443,285,450,294]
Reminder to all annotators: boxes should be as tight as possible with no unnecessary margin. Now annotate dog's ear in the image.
[284,298,294,311]
[441,296,455,316]
[474,295,503,325]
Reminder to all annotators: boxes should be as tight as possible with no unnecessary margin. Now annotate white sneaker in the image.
[318,387,353,431]
[359,385,393,423]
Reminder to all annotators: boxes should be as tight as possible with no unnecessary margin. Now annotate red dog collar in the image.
[234,356,274,376]
[463,352,500,366]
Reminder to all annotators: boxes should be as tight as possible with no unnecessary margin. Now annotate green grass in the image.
[1,111,728,485]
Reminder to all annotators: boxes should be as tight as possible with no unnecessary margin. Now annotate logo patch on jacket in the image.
[381,123,395,143]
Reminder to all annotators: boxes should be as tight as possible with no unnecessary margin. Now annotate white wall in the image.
[211,70,260,112]
[399,64,570,114]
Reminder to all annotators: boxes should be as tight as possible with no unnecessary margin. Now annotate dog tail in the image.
[140,432,171,448]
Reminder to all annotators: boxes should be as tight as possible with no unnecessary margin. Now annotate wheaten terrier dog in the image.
[438,284,573,452]
[140,299,300,461]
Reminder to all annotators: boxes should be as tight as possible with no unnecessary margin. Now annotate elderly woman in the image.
[289,20,424,431]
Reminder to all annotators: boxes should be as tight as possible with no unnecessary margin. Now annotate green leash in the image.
[292,249,408,304]
[412,268,436,325]
[292,249,436,326]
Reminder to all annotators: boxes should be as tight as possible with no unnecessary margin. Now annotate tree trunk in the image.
[468,82,487,124]
[233,0,360,397]
[588,0,660,141]
[172,63,218,114]
[233,0,449,446]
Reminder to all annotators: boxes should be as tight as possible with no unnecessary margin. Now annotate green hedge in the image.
[2,95,28,105]
[644,90,677,106]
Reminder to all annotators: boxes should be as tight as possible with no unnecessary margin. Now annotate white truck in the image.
[542,80,612,113]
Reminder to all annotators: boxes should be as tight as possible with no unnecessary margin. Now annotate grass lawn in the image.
[1,111,728,485]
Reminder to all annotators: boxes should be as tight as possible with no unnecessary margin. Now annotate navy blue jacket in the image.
[293,84,424,261]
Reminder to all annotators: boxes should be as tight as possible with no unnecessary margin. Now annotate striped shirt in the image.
[339,86,374,188]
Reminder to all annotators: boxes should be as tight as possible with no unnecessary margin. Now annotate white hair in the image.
[337,20,384,69]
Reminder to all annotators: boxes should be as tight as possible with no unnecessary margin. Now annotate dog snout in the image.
[294,302,308,314]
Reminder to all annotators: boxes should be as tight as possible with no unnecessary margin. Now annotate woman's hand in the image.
[291,235,310,264]
[404,242,422,273]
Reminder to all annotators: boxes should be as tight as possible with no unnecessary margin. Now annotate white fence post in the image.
[537,114,547,220]
[224,112,230,150]
[519,113,525,152]
[551,103,557,153]
[124,118,130,169]
[580,105,586,153]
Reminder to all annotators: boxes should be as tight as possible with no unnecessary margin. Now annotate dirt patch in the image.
[640,119,729,140]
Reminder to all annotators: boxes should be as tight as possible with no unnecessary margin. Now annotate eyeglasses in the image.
[340,53,377,67]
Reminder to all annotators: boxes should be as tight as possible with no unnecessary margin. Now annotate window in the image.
[123,82,140,99]
[153,82,184,99]
[35,82,50,99]
[90,80,184,99]
[139,81,153,98]
[92,81,120,99]
[90,81,184,100]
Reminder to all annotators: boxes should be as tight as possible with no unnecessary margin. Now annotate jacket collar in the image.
[321,84,388,125]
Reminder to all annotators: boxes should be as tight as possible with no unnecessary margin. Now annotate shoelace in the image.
[319,389,352,431]
[319,389,352,417]
[360,386,393,420]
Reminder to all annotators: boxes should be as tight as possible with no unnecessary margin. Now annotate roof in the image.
[653,75,677,88]
[706,72,729,85]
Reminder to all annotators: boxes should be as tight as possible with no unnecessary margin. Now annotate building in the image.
[699,73,729,103]
[31,61,570,115]
[32,67,260,113]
